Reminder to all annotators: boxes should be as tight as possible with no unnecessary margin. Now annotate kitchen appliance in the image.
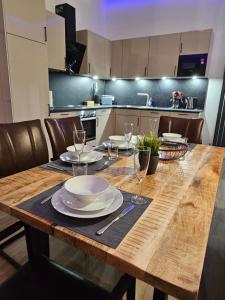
[177,53,208,77]
[101,95,114,105]
[80,110,96,143]
[185,97,198,109]
[83,100,95,106]
[55,3,86,74]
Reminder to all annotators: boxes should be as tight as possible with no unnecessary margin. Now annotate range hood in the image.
[55,3,86,74]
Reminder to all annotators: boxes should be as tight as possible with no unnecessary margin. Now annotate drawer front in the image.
[115,109,140,117]
[170,112,201,119]
[96,109,112,116]
[140,110,161,117]
[50,112,80,118]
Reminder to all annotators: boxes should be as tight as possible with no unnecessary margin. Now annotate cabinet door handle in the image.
[96,117,99,127]
[60,113,70,116]
[180,42,183,54]
[44,26,47,42]
[174,65,177,76]
[64,57,66,69]
[88,63,91,73]
[110,67,112,77]
[137,117,140,127]
[178,113,188,116]
[144,67,147,77]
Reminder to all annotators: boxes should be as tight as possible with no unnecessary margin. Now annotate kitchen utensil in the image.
[96,204,135,235]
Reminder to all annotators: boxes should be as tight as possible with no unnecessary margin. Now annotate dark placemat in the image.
[17,184,152,249]
[42,156,120,176]
[188,143,196,151]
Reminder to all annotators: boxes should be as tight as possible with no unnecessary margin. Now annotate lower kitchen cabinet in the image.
[96,109,115,145]
[115,109,140,135]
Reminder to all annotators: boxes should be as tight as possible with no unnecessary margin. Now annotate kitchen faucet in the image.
[137,93,151,106]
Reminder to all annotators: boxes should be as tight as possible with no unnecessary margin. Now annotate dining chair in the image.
[0,119,49,268]
[158,115,204,143]
[45,116,83,160]
[0,255,135,300]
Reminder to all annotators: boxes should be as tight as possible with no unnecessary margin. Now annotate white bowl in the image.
[109,135,136,148]
[66,144,94,154]
[64,175,109,204]
[162,133,182,142]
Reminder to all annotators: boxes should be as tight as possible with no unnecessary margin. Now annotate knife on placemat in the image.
[96,204,135,235]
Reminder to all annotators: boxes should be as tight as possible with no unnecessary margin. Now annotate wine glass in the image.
[73,129,86,166]
[124,122,134,154]
[131,147,151,205]
[149,118,159,135]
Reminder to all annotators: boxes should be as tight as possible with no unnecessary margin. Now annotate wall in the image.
[104,0,225,79]
[49,72,207,109]
[45,0,106,37]
[105,78,207,108]
[49,72,105,106]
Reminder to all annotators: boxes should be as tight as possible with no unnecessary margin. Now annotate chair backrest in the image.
[44,116,83,160]
[158,116,204,143]
[0,119,49,178]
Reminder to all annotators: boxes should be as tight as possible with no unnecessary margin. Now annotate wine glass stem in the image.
[138,179,142,199]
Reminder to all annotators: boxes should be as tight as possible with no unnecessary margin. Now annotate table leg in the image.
[24,224,49,262]
[153,288,168,300]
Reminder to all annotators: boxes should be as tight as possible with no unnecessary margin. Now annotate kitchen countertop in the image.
[50,105,203,113]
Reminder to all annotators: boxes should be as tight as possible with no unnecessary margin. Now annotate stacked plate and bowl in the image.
[51,175,123,218]
[60,145,103,164]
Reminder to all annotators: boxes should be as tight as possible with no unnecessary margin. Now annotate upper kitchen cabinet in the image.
[122,37,150,78]
[148,33,180,77]
[180,29,212,55]
[111,40,123,78]
[46,11,66,71]
[6,34,49,122]
[2,0,46,43]
[104,39,111,79]
[77,30,111,78]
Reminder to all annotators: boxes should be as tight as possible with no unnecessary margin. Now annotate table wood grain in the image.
[0,145,224,300]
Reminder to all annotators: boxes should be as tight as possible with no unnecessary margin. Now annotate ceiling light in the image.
[192,75,197,80]
[135,77,140,81]
[162,76,167,80]
[93,75,99,80]
[112,77,117,81]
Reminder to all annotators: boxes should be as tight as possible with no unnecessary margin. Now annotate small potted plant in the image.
[137,134,161,175]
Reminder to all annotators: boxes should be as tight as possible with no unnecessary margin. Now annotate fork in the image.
[40,195,52,205]
[97,160,110,171]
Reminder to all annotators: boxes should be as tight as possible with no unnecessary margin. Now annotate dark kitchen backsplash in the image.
[49,71,208,109]
[104,78,208,108]
[49,71,105,106]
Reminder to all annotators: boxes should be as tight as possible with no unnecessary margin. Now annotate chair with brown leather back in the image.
[0,119,49,268]
[158,116,204,143]
[44,116,83,160]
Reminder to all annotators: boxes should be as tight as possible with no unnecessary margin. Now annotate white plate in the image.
[51,187,123,218]
[61,187,114,211]
[60,151,103,164]
[162,133,182,138]
[66,144,94,153]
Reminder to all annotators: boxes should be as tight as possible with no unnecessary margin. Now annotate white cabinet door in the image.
[47,11,66,70]
[7,34,49,122]
[96,109,115,145]
[3,0,46,43]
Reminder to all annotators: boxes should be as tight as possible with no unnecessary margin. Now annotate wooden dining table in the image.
[0,144,224,300]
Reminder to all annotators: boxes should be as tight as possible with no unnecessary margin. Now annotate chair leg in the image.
[0,249,21,269]
[126,277,136,300]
